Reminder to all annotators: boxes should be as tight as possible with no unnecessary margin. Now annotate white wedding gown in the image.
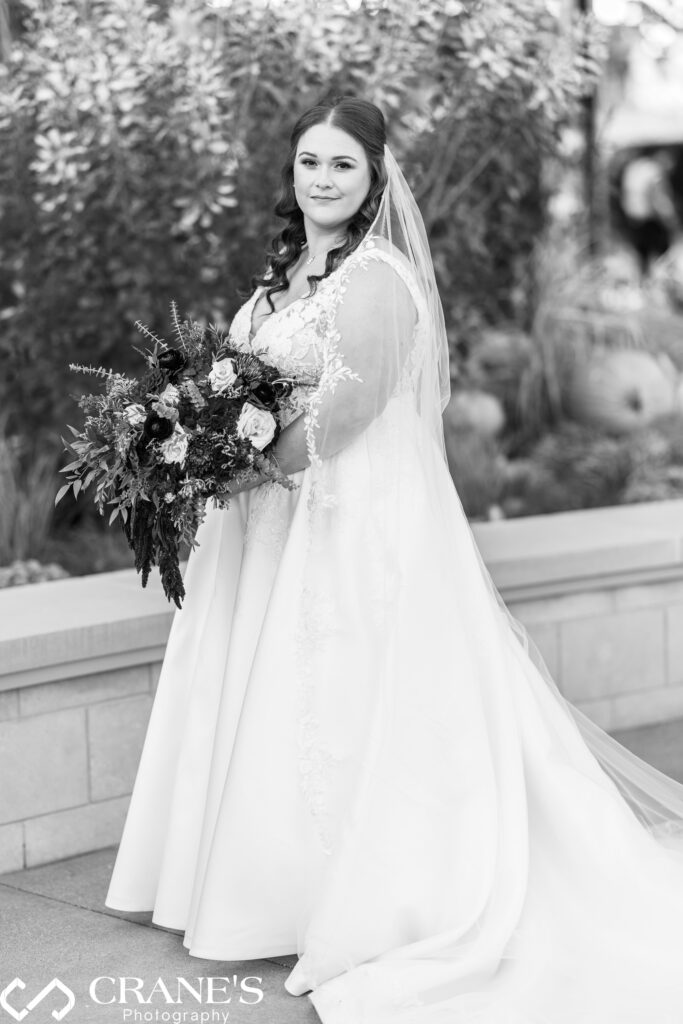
[106,239,683,1023]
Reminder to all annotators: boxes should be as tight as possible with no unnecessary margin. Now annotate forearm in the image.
[229,382,386,495]
[274,386,392,469]
[273,398,375,469]
[271,412,311,475]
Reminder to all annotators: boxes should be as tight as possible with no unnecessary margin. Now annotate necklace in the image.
[303,237,345,266]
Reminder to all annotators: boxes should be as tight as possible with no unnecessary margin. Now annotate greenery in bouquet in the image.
[57,303,317,607]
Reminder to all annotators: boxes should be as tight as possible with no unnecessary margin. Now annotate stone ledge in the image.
[473,498,683,601]
[0,499,682,690]
[0,569,172,692]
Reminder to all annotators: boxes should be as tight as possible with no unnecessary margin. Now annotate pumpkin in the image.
[443,389,506,438]
[467,326,533,391]
[565,348,676,434]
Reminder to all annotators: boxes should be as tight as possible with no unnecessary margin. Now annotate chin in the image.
[303,203,355,229]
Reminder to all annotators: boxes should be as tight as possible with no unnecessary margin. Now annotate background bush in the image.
[0,0,598,440]
[0,0,606,563]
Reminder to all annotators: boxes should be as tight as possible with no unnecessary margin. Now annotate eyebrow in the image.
[298,151,358,161]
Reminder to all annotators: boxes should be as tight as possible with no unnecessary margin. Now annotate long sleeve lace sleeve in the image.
[303,248,418,467]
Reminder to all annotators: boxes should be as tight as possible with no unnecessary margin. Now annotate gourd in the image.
[565,348,677,434]
[443,389,506,438]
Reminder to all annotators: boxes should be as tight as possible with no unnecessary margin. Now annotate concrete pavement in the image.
[2,717,682,1024]
[0,847,318,1024]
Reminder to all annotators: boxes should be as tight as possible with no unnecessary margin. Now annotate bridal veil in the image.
[282,142,683,1015]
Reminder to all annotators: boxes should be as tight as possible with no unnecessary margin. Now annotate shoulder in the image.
[339,236,416,297]
[334,235,422,321]
[344,234,410,273]
[330,238,418,344]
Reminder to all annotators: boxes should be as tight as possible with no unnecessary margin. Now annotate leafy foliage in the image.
[495,415,683,520]
[0,419,60,563]
[0,0,602,442]
[0,0,238,430]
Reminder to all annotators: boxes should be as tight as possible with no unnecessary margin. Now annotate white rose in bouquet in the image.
[208,358,238,394]
[123,403,146,427]
[236,401,276,451]
[159,383,180,406]
[159,423,190,466]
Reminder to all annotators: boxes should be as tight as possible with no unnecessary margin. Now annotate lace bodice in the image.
[227,234,428,437]
[228,261,332,431]
[230,278,327,374]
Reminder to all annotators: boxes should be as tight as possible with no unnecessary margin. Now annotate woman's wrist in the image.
[271,413,311,475]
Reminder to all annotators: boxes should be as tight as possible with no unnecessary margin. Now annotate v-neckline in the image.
[248,287,307,344]
[247,241,370,344]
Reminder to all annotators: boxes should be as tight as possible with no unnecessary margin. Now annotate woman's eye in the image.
[299,159,352,169]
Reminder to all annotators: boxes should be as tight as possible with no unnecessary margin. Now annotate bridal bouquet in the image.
[57,303,316,607]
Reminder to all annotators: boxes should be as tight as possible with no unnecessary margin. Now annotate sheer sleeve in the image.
[303,249,418,466]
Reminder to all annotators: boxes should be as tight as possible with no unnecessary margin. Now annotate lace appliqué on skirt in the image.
[242,483,291,561]
[294,574,343,857]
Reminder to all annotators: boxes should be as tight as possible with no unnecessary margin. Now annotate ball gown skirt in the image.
[105,399,683,1024]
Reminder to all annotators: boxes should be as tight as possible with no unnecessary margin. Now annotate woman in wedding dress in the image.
[105,97,683,1023]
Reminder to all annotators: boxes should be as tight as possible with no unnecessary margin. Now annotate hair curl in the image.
[251,96,387,312]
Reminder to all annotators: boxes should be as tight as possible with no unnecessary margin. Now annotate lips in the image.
[311,196,338,201]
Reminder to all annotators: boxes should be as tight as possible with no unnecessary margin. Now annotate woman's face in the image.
[293,123,371,234]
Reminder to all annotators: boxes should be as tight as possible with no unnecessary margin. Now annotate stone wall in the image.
[0,570,171,874]
[0,664,161,873]
[1,498,683,873]
[510,581,683,733]
[487,499,683,733]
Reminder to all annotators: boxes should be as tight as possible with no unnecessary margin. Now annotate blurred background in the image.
[1,0,683,585]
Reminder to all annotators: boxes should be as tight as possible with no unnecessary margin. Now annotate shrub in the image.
[0,424,60,563]
[0,0,601,439]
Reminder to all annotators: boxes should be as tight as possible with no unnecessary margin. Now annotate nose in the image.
[314,165,332,189]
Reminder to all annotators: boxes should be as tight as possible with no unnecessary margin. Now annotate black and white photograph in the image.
[3,0,683,1021]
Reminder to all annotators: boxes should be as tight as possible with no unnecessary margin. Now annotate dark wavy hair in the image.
[251,96,387,312]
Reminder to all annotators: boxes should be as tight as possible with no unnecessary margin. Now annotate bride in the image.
[106,96,683,1023]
